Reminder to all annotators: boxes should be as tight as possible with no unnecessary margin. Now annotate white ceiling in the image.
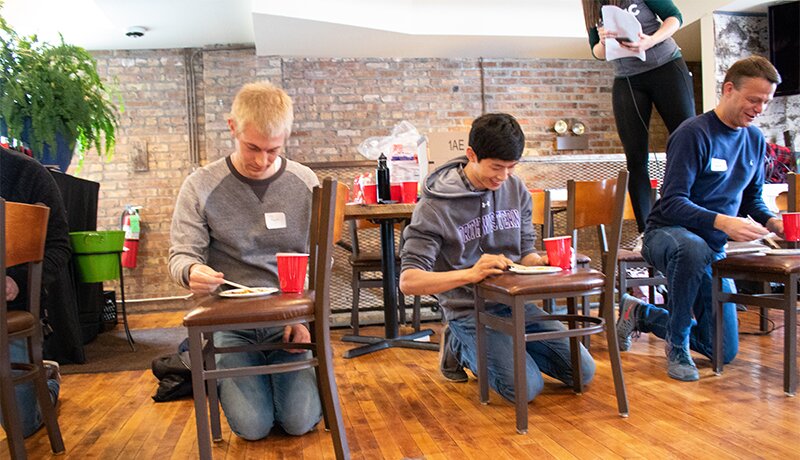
[0,0,783,60]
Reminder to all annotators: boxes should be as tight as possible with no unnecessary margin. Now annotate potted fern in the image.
[0,8,121,171]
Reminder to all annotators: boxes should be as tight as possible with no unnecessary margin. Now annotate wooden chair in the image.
[617,189,666,306]
[183,178,349,459]
[530,190,552,249]
[0,199,65,459]
[711,172,800,396]
[474,170,630,434]
[344,217,421,335]
[532,189,591,314]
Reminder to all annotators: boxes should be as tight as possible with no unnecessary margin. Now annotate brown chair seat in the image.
[348,251,400,267]
[617,248,645,262]
[183,294,314,327]
[6,310,36,334]
[479,269,605,297]
[714,253,800,275]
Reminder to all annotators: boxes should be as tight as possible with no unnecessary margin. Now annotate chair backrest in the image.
[623,192,636,222]
[309,178,342,291]
[1,199,51,350]
[566,170,629,275]
[789,172,799,212]
[530,190,552,248]
[4,200,49,268]
[332,182,349,244]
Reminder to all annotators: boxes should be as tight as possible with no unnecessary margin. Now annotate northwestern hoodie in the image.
[400,156,536,321]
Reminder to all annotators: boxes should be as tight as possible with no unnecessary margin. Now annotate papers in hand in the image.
[601,5,645,62]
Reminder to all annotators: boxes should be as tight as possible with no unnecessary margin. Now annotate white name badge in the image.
[710,158,728,172]
[264,212,287,230]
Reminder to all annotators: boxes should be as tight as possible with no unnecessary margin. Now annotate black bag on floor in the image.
[151,350,193,402]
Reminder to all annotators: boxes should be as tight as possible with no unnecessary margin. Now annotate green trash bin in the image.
[69,231,126,283]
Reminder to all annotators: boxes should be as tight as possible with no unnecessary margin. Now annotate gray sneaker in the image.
[43,359,61,384]
[616,293,642,351]
[439,324,468,383]
[665,343,699,382]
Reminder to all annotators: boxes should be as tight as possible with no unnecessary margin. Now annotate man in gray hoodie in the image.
[400,113,595,403]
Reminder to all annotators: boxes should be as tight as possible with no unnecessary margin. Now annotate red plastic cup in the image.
[543,236,573,270]
[390,184,402,202]
[362,184,378,204]
[783,212,800,242]
[276,253,309,293]
[401,181,418,203]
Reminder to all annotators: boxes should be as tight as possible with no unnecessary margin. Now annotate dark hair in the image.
[468,113,525,162]
[723,55,782,88]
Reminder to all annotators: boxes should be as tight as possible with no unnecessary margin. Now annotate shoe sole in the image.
[667,370,699,382]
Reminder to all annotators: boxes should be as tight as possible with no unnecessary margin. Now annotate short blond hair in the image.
[229,81,293,138]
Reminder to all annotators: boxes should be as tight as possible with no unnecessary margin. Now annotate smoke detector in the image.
[125,26,146,38]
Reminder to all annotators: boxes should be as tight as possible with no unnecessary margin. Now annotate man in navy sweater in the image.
[616,56,784,381]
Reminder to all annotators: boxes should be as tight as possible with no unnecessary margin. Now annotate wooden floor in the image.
[2,308,799,459]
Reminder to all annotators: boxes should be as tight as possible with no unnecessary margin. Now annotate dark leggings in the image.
[613,57,695,232]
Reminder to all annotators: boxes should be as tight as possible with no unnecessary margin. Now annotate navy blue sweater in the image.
[646,110,773,252]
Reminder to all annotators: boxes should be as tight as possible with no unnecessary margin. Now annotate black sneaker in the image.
[439,325,468,382]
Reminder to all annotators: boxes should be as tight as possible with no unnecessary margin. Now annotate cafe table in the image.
[342,202,438,358]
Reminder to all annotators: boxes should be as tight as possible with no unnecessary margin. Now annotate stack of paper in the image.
[601,5,646,62]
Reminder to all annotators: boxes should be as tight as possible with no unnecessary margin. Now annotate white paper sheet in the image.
[601,5,646,62]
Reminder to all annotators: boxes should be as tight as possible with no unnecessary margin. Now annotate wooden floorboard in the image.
[2,308,798,459]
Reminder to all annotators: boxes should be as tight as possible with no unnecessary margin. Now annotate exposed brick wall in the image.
[73,48,688,300]
[69,49,194,299]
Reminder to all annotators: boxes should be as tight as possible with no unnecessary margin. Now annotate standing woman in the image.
[582,0,695,235]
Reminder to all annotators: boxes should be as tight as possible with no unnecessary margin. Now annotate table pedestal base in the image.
[342,329,438,358]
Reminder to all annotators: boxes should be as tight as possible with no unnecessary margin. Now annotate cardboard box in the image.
[427,130,469,170]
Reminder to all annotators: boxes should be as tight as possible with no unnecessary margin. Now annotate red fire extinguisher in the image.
[121,205,143,268]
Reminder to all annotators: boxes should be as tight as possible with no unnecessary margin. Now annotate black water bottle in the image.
[376,153,391,203]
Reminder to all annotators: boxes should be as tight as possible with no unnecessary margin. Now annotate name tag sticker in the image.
[710,158,728,172]
[264,212,287,230]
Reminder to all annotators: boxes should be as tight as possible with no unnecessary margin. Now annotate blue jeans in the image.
[0,340,60,438]
[214,326,322,440]
[449,303,595,403]
[641,226,738,363]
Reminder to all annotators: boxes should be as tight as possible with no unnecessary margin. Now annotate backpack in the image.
[151,347,193,402]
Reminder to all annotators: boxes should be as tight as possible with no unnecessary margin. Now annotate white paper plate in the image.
[762,249,800,256]
[219,287,279,298]
[508,265,562,275]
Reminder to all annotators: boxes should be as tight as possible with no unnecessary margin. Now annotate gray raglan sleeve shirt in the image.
[168,166,216,289]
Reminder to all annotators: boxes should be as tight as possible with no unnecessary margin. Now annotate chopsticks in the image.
[222,279,252,290]
[746,215,781,249]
